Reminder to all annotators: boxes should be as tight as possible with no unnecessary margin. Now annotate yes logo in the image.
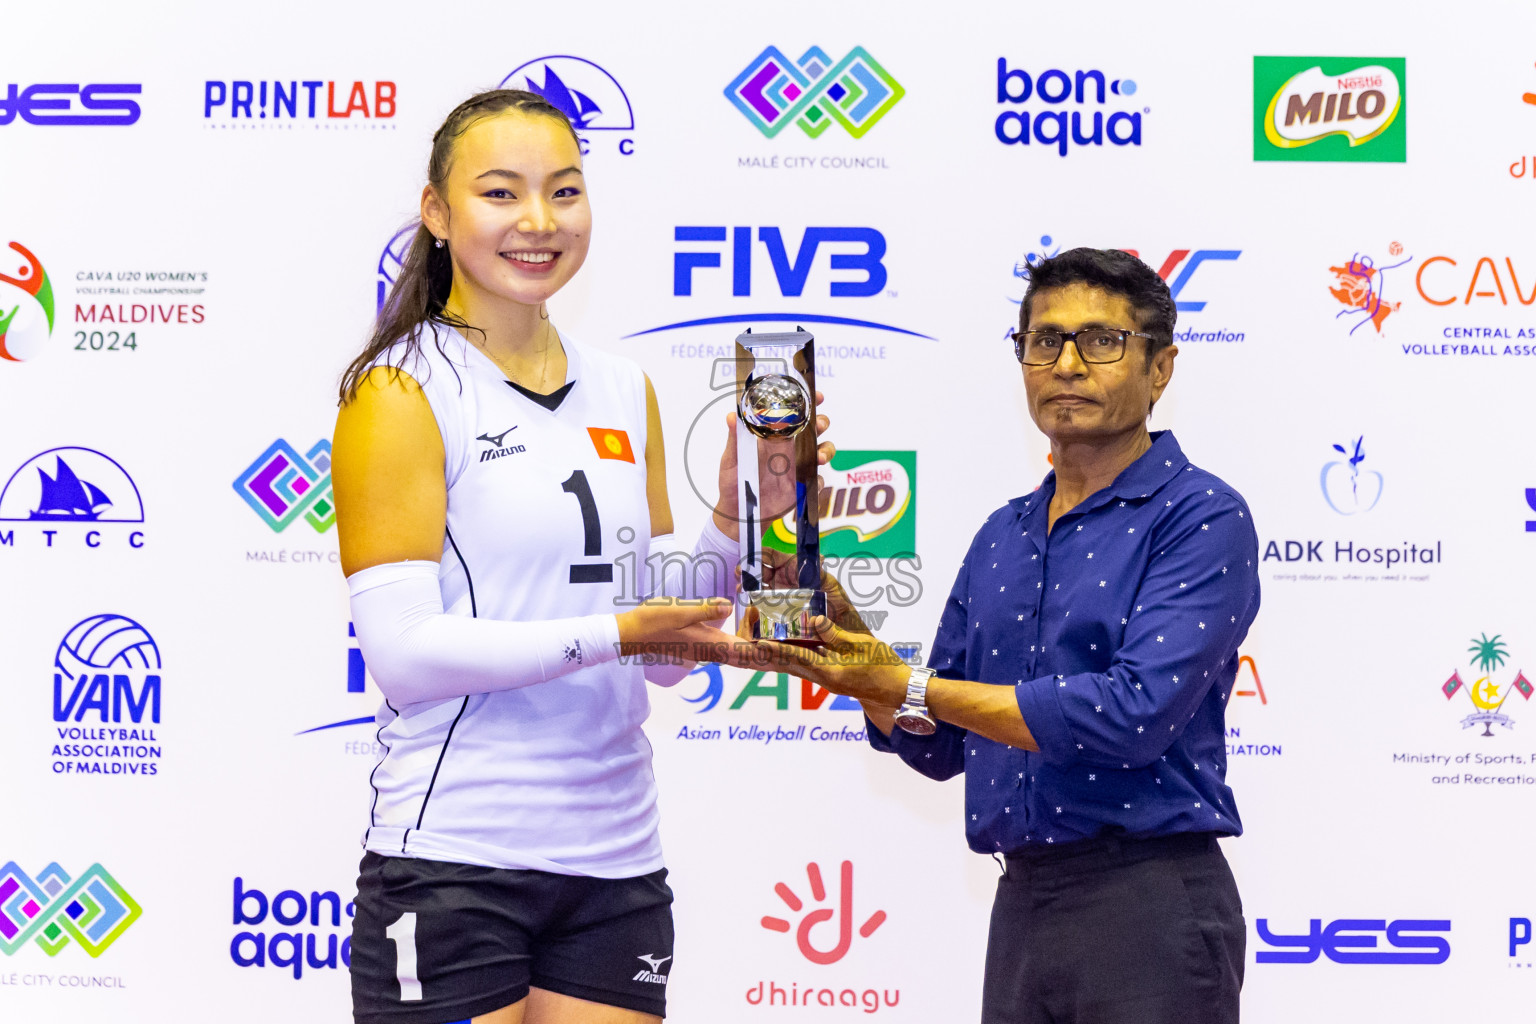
[0,241,55,362]
[760,861,886,965]
[1255,918,1450,964]
[1321,436,1383,515]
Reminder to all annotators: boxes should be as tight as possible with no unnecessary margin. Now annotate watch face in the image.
[895,711,937,736]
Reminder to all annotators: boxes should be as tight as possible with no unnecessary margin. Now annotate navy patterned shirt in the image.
[869,431,1260,852]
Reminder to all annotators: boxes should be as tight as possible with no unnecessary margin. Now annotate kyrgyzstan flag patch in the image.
[588,427,635,463]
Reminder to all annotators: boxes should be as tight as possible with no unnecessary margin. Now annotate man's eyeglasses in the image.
[1012,328,1156,366]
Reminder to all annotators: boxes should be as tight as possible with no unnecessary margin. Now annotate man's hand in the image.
[719,614,911,706]
[713,393,835,539]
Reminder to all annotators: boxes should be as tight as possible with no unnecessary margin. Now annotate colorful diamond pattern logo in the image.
[0,863,142,958]
[232,438,335,533]
[725,46,904,139]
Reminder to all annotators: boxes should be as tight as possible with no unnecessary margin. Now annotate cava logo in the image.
[767,450,914,557]
[1442,633,1533,736]
[1329,243,1412,335]
[0,240,55,362]
[1254,57,1406,162]
[0,863,141,957]
[233,439,335,533]
[726,46,903,139]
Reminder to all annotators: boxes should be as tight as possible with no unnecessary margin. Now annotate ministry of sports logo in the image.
[0,240,55,362]
[1443,633,1533,736]
[726,46,903,139]
[0,862,141,957]
[233,439,335,533]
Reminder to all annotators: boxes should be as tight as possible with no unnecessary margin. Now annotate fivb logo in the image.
[673,227,886,298]
[233,439,335,533]
[726,46,903,139]
[0,862,142,957]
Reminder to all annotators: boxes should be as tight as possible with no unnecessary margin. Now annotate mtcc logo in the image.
[501,56,635,156]
[760,860,886,965]
[1442,633,1532,736]
[1321,436,1382,515]
[0,862,142,957]
[0,447,145,525]
[726,46,904,139]
[233,439,335,533]
[0,240,55,362]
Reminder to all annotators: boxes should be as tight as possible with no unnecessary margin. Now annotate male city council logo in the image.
[1320,436,1382,515]
[233,439,335,532]
[0,240,55,362]
[500,56,635,137]
[1442,633,1533,736]
[0,448,145,523]
[726,46,903,139]
[0,862,142,957]
[1329,243,1413,335]
[766,450,915,558]
[1254,56,1406,162]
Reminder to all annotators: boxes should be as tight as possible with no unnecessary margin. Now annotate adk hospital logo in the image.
[0,862,141,958]
[0,240,55,362]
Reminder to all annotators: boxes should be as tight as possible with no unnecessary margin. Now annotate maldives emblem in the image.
[1442,633,1533,736]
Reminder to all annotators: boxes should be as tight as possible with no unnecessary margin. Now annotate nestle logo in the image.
[1337,75,1383,89]
[844,469,892,485]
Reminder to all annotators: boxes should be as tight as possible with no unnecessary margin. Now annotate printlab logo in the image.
[203,80,396,128]
[1329,243,1412,336]
[766,450,915,558]
[0,83,142,126]
[761,861,886,964]
[1442,633,1533,737]
[1255,918,1450,964]
[1007,235,1242,341]
[1512,917,1534,969]
[500,56,635,156]
[52,614,163,777]
[726,46,903,139]
[0,240,55,362]
[233,439,335,533]
[0,863,142,957]
[994,60,1145,155]
[1321,437,1382,515]
[1253,57,1406,162]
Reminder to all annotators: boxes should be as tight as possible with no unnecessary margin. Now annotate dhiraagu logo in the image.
[1254,56,1406,162]
[765,450,915,558]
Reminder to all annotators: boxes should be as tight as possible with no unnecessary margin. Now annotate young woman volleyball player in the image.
[332,90,830,1024]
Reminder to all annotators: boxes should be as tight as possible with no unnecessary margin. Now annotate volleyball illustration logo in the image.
[0,241,56,363]
[55,614,162,683]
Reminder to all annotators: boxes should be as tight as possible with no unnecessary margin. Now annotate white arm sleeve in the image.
[639,520,740,687]
[348,560,621,705]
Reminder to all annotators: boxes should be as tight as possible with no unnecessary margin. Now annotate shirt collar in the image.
[1008,430,1189,520]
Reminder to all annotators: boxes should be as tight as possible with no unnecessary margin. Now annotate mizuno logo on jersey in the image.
[633,953,671,984]
[477,426,527,462]
[563,640,584,663]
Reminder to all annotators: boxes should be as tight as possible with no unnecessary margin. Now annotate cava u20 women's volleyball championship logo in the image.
[0,241,55,362]
[1442,633,1533,736]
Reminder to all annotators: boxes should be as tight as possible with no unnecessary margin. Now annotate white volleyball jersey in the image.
[362,324,661,878]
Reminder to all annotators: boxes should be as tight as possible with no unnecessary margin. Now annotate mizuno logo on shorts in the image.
[633,953,671,984]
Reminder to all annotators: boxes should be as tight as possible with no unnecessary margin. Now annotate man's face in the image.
[1022,283,1176,445]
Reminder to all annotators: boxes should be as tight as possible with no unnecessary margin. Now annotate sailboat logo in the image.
[500,56,636,134]
[0,448,144,523]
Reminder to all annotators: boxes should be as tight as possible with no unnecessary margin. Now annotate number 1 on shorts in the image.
[385,911,423,1001]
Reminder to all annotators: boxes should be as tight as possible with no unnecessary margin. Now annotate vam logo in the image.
[995,61,1144,155]
[1442,633,1533,736]
[1254,57,1406,163]
[376,225,416,313]
[726,46,903,139]
[0,241,55,362]
[51,614,163,777]
[1321,436,1383,515]
[501,56,634,156]
[233,439,335,533]
[0,862,142,956]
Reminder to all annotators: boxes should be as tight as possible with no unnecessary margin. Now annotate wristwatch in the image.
[893,666,938,735]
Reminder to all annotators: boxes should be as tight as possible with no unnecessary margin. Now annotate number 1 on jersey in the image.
[561,470,615,583]
[385,911,423,1001]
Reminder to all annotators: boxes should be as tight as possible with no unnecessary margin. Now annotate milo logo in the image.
[1254,57,1406,163]
[767,450,915,558]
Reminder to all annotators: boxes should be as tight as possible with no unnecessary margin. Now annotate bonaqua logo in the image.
[0,862,141,957]
[994,61,1144,155]
[0,241,55,362]
[726,46,903,139]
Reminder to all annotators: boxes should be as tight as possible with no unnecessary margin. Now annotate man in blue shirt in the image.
[733,248,1259,1023]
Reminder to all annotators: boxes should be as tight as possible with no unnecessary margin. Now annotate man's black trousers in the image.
[982,832,1244,1024]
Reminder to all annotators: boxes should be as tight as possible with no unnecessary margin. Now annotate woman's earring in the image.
[434,238,445,249]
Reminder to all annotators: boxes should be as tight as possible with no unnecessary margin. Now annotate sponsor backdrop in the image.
[2,0,1534,1020]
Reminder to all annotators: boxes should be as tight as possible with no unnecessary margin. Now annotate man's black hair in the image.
[1018,247,1178,358]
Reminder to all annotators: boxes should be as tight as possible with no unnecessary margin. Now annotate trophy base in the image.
[747,588,827,646]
